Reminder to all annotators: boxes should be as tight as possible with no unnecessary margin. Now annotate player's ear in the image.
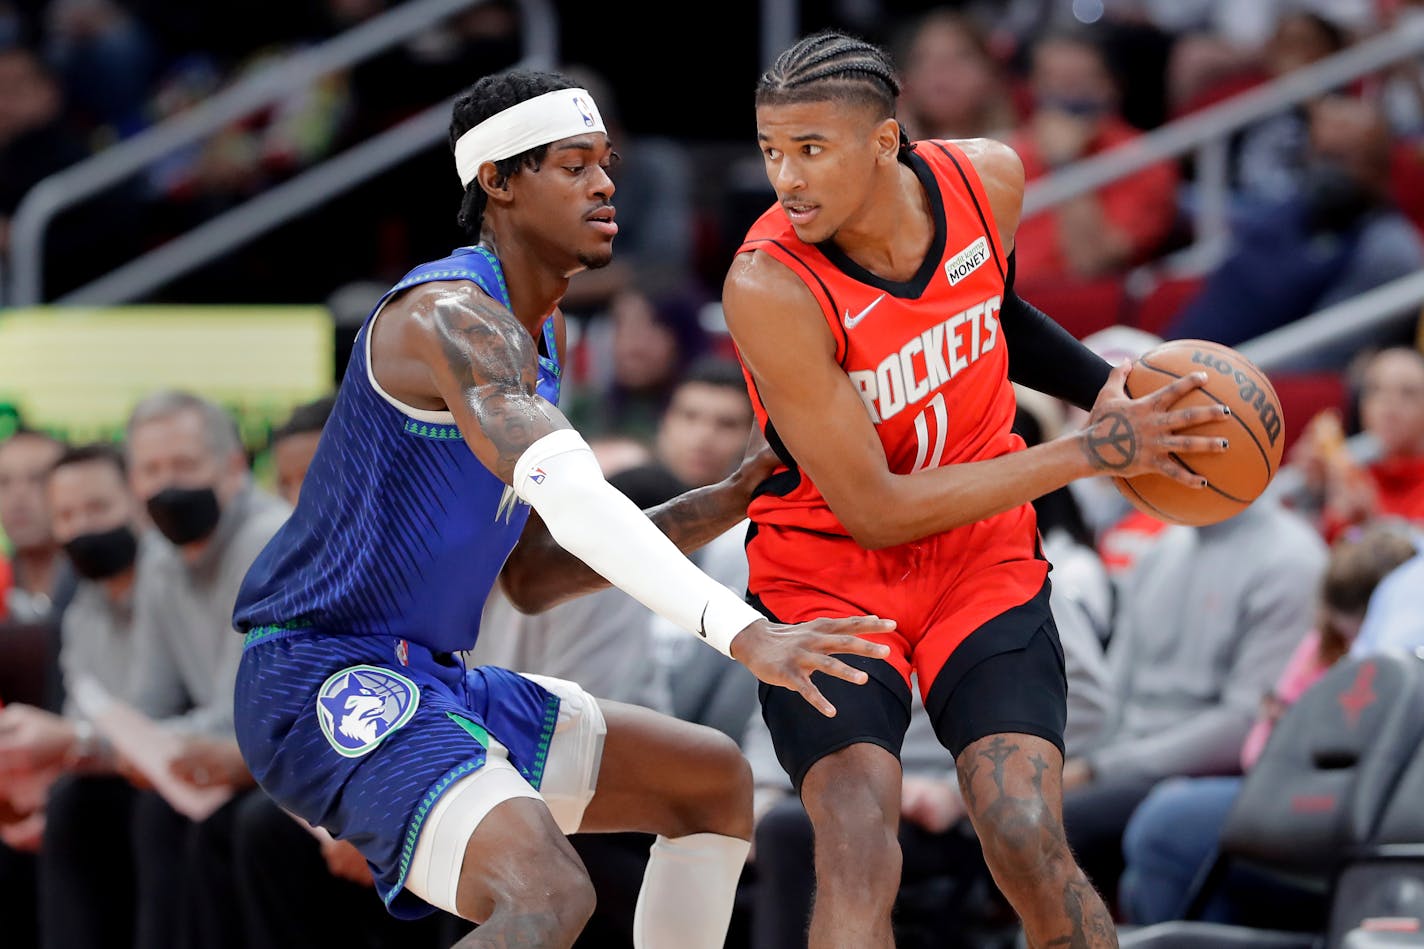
[875,118,900,163]
[476,161,514,206]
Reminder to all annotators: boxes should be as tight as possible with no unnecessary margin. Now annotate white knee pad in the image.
[520,673,608,833]
[403,743,541,917]
[403,676,607,916]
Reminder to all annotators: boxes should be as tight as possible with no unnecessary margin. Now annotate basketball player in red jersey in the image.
[722,31,1232,948]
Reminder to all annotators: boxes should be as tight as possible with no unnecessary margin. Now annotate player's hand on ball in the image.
[730,616,895,718]
[1081,361,1231,487]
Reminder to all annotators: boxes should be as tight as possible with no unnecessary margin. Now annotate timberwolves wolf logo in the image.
[316,665,420,758]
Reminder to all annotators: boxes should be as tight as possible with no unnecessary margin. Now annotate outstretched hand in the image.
[730,615,895,717]
[1080,361,1231,487]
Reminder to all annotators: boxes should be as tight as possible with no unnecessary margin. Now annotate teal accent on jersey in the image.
[402,419,464,440]
[519,692,562,788]
[390,758,481,908]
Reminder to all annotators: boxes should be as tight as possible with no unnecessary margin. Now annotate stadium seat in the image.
[1119,922,1322,948]
[1017,275,1129,340]
[0,621,58,709]
[1130,275,1206,336]
[1121,651,1424,949]
[1326,707,1424,948]
[1267,371,1349,458]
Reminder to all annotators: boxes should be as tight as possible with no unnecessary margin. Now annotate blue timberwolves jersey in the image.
[233,246,561,654]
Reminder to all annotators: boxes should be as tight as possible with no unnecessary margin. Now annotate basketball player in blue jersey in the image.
[230,69,895,949]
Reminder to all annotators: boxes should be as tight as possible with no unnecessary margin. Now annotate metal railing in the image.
[8,0,558,306]
[1022,16,1424,265]
[1241,269,1424,373]
[1249,270,1424,499]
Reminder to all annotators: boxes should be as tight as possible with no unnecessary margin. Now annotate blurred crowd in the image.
[5,0,1424,332]
[0,327,1421,948]
[2,0,1424,947]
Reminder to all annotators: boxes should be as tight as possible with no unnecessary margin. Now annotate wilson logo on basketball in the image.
[1190,349,1283,446]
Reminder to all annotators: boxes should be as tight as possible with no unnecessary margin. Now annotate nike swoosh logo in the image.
[843,293,886,329]
[697,603,709,638]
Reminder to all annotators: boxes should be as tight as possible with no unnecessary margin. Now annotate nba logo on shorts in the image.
[316,665,420,758]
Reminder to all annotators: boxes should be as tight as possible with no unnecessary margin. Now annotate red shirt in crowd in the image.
[1010,116,1180,283]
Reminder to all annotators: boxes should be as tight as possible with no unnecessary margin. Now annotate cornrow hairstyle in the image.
[757,29,914,152]
[448,68,581,239]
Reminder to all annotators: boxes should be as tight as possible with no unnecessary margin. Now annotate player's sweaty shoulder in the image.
[364,279,537,416]
[722,249,839,372]
[954,137,1024,242]
[392,281,531,367]
[395,280,500,334]
[724,248,821,327]
[954,137,1024,188]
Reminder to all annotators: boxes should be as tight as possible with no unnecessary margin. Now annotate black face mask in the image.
[1303,162,1379,233]
[63,525,139,580]
[146,486,221,546]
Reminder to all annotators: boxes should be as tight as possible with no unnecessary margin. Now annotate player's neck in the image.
[479,237,567,336]
[830,163,933,281]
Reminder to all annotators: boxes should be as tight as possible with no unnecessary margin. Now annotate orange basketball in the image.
[1111,339,1286,526]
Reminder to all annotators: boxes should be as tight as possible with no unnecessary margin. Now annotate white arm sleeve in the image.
[513,429,764,657]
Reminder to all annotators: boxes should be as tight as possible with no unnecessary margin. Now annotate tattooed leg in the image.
[957,734,1117,949]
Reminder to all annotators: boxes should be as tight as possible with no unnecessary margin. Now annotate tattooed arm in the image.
[396,282,894,716]
[394,283,774,612]
[397,283,570,480]
[500,447,776,614]
[723,252,1231,550]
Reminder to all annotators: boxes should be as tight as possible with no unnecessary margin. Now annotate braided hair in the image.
[448,69,580,239]
[757,30,913,152]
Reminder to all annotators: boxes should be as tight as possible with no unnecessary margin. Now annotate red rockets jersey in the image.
[734,140,1026,539]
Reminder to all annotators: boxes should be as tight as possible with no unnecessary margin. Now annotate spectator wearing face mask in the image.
[118,390,289,949]
[1008,26,1182,287]
[0,442,152,949]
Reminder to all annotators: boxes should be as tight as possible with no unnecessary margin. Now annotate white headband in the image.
[454,87,606,187]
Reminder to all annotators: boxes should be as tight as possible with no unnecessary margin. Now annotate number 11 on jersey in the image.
[910,392,948,472]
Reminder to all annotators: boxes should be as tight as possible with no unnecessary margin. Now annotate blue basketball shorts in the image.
[234,627,602,919]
